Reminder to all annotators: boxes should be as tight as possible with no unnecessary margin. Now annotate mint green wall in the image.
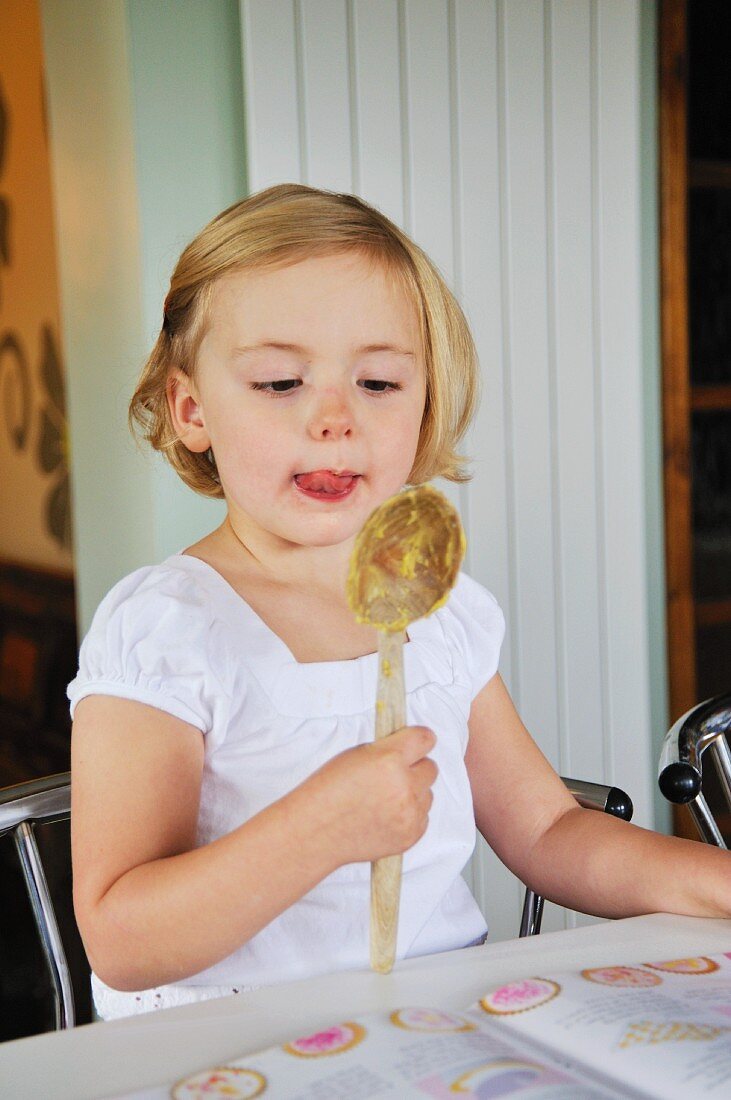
[126,0,246,561]
[41,0,154,635]
[40,0,246,633]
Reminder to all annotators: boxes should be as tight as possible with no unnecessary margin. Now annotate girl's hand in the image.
[302,726,438,866]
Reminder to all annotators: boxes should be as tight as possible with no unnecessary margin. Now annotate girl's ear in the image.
[167,369,211,453]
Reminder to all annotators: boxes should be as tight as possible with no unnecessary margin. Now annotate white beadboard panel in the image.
[548,0,605,788]
[452,0,520,929]
[402,0,461,517]
[351,0,404,225]
[595,0,653,826]
[546,0,603,934]
[297,0,353,190]
[402,1,454,279]
[453,0,510,614]
[241,1,300,187]
[410,0,467,575]
[501,1,560,767]
[239,0,657,939]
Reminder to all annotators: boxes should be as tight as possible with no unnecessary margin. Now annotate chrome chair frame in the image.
[519,777,634,937]
[0,772,74,1028]
[658,692,731,848]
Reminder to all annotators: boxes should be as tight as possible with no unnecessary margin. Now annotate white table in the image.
[1,913,729,1099]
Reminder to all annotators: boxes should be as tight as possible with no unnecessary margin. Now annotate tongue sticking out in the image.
[295,471,357,494]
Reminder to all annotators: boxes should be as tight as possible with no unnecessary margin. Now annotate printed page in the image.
[115,1005,623,1099]
[472,951,731,1100]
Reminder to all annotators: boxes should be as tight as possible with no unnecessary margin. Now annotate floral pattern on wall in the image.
[37,325,71,550]
[0,69,72,555]
[0,332,30,451]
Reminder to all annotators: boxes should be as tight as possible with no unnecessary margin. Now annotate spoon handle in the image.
[371,628,406,974]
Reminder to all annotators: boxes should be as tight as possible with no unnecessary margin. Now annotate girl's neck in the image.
[216,514,354,597]
[183,514,382,662]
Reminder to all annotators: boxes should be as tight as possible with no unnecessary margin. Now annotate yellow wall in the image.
[0,0,72,571]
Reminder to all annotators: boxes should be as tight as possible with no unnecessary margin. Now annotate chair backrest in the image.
[0,772,74,1029]
[519,777,633,937]
[658,692,731,847]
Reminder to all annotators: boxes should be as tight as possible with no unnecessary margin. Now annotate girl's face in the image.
[171,252,427,551]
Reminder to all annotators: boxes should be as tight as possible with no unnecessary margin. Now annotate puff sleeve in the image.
[446,573,506,699]
[67,564,225,734]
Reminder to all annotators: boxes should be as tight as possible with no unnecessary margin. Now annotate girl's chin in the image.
[286,508,372,549]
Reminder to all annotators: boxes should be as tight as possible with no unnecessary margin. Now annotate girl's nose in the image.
[307,390,354,441]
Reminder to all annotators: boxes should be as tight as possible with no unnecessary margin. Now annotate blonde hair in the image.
[129,183,479,497]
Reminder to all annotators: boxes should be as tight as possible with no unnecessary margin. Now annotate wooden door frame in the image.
[659,0,698,837]
[659,0,696,719]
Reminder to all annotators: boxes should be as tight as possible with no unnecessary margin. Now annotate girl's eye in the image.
[251,379,302,394]
[358,379,401,393]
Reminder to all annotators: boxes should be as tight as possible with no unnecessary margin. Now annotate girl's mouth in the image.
[293,470,360,500]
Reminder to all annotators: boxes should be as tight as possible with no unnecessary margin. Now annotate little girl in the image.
[69,183,731,1021]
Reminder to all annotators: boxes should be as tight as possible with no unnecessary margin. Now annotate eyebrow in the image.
[231,341,415,358]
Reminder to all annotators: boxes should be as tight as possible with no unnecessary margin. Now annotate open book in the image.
[126,950,731,1098]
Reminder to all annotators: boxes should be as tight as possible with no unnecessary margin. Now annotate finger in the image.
[411,757,439,788]
[390,726,436,765]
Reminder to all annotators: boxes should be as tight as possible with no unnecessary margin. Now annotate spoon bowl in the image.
[348,484,465,632]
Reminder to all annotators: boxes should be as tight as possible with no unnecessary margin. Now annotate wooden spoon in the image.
[346,484,465,973]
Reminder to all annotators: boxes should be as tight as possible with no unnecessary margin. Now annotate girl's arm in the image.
[465,673,731,920]
[72,695,437,991]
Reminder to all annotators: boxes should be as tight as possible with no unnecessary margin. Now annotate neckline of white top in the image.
[163,553,456,714]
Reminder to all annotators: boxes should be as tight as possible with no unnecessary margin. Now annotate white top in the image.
[67,555,505,1019]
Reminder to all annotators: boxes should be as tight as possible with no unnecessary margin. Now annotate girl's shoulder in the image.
[69,556,233,735]
[438,572,506,698]
[84,553,245,680]
[90,555,216,625]
[446,572,505,634]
